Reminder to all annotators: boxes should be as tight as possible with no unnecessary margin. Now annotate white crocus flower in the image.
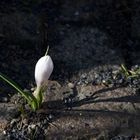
[34,50,54,97]
[35,55,53,87]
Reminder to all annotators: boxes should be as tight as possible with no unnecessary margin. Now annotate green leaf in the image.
[135,68,140,75]
[31,100,39,111]
[0,72,38,111]
[121,64,130,77]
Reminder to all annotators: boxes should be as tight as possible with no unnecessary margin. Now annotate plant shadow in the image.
[40,85,140,123]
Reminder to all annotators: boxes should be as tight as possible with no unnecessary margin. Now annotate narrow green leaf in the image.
[31,101,38,111]
[128,75,139,78]
[0,72,38,110]
[135,68,140,75]
[121,64,130,77]
[0,73,24,94]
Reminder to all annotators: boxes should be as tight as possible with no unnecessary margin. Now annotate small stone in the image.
[12,129,16,133]
[85,81,89,84]
[2,97,8,102]
[30,124,36,129]
[22,119,28,125]
[77,81,81,85]
[68,83,74,89]
[3,130,6,135]
[81,74,87,79]
[37,122,41,127]
[102,80,106,84]
[10,119,16,126]
[59,31,64,35]
[28,124,36,134]
[48,114,53,120]
[74,11,79,16]
[66,24,70,28]
[31,87,35,91]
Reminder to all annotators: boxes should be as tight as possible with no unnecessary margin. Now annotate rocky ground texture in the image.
[0,0,140,139]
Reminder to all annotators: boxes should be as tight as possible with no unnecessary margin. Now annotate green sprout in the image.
[0,73,38,111]
[121,64,140,79]
[0,47,54,111]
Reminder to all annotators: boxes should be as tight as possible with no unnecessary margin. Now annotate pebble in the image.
[68,83,74,89]
[74,11,79,16]
[48,114,53,120]
[28,124,36,134]
[29,124,36,130]
[10,119,17,126]
[22,118,28,125]
[3,130,6,135]
[2,97,8,102]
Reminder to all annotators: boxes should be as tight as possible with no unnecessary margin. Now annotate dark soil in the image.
[0,0,140,139]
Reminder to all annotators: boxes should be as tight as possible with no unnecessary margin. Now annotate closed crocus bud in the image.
[35,55,54,89]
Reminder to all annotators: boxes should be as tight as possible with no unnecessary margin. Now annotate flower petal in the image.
[35,55,54,87]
